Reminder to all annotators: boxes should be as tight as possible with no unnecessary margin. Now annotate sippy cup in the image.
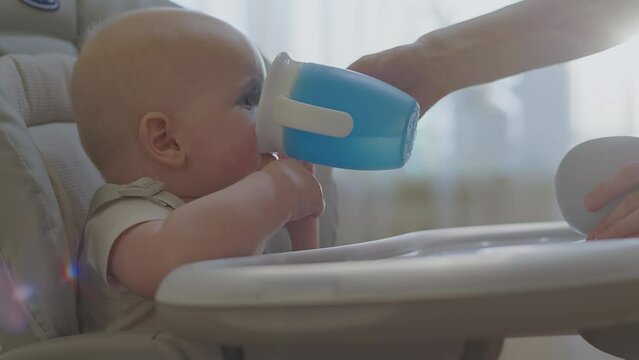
[255,52,420,170]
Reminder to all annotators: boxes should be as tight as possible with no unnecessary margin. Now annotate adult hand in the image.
[585,161,639,240]
[348,41,448,116]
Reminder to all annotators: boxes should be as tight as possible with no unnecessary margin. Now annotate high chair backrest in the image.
[0,52,88,354]
[0,0,180,57]
[0,0,181,354]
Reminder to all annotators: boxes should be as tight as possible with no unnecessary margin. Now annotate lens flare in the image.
[60,261,78,284]
[0,269,29,333]
[12,284,35,303]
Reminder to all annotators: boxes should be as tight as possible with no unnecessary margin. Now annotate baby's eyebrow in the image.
[241,76,263,94]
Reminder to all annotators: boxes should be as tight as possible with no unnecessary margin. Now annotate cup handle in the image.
[272,95,354,138]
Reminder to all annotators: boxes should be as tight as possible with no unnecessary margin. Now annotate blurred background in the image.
[173,1,638,358]
[175,0,639,244]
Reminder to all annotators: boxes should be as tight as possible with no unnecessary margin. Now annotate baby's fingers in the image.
[259,152,280,168]
[585,161,639,211]
[301,161,314,173]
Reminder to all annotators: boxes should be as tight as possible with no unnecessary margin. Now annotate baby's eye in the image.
[241,95,255,109]
[240,89,261,110]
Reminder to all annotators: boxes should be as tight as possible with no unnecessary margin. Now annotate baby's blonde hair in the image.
[72,9,235,182]
[72,12,149,181]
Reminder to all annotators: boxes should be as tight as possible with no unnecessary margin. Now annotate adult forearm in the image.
[424,0,639,93]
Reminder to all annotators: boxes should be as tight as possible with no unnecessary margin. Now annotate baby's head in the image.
[73,8,265,198]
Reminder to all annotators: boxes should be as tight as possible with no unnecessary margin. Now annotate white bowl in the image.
[555,136,639,235]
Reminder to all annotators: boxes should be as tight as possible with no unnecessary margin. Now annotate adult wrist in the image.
[415,30,461,98]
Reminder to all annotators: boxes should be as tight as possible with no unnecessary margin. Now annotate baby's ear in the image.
[138,112,186,168]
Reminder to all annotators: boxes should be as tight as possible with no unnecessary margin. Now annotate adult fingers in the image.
[590,207,639,240]
[584,161,639,211]
[588,191,639,239]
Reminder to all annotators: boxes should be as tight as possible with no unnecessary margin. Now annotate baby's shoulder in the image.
[81,184,175,287]
[89,178,183,219]
[84,178,179,243]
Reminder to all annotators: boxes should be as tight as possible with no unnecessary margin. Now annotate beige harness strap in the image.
[88,177,184,219]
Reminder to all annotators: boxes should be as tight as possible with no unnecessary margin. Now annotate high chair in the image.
[1,1,639,360]
[0,1,334,359]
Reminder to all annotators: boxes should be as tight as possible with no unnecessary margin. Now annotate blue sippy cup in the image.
[256,52,420,170]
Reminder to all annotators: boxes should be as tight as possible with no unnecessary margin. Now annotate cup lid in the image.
[255,52,302,153]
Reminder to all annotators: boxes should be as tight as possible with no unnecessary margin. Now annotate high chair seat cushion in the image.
[0,0,78,56]
[0,53,80,346]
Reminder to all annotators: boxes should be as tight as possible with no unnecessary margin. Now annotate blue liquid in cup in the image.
[283,64,420,170]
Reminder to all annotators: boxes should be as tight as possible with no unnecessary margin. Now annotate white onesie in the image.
[80,196,172,333]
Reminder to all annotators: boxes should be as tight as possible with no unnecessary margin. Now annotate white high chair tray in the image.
[156,222,639,345]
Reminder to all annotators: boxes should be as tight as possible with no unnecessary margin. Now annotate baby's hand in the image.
[286,217,320,251]
[260,152,280,168]
[585,161,639,240]
[261,156,325,222]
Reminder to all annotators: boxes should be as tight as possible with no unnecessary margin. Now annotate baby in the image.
[72,8,324,334]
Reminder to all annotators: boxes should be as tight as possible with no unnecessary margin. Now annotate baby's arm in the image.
[109,158,324,299]
[286,217,319,251]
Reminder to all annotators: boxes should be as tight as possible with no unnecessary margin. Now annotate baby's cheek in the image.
[236,141,261,173]
[223,117,261,174]
[216,140,256,178]
[239,128,260,164]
